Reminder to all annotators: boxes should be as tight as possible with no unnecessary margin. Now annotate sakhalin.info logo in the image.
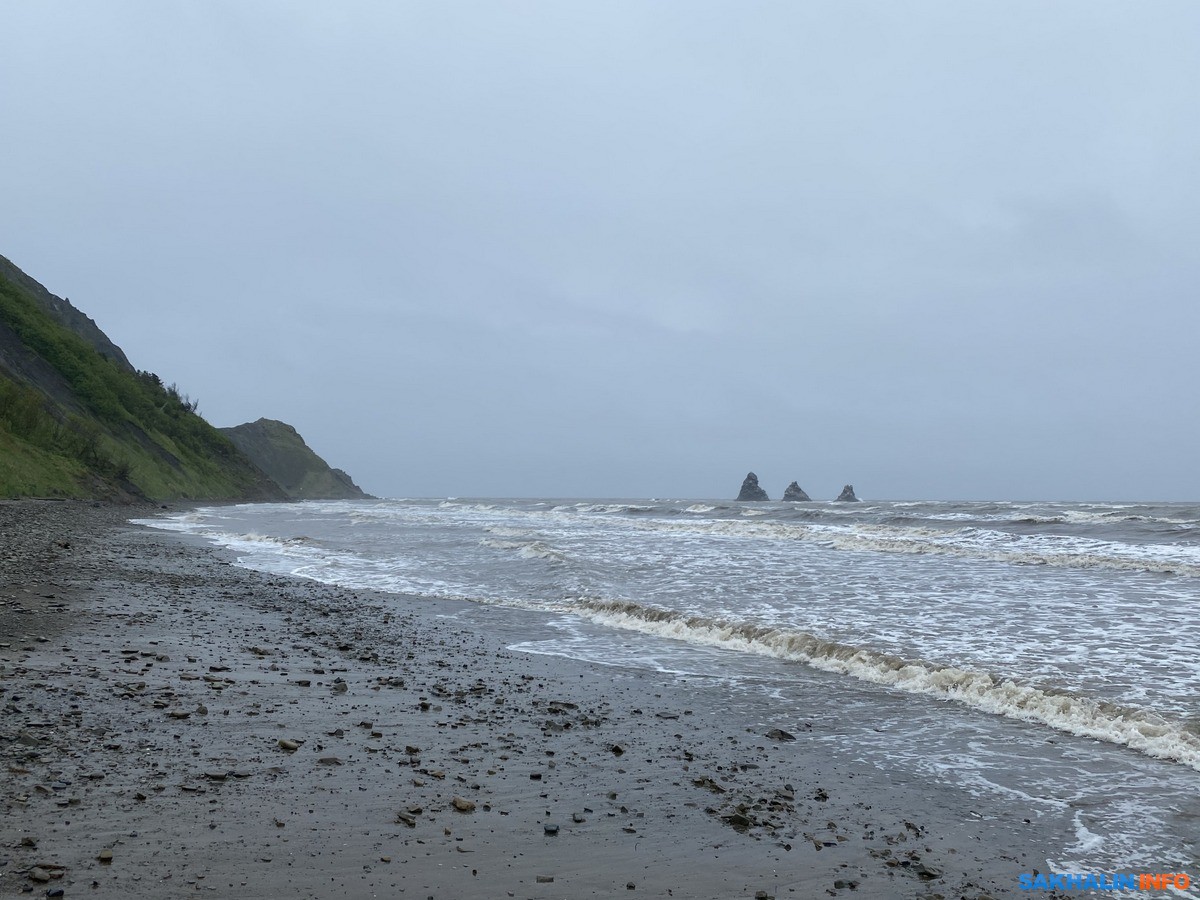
[1018,872,1191,891]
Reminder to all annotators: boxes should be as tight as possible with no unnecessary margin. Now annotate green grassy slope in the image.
[0,262,283,500]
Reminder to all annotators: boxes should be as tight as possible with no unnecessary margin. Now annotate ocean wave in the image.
[480,537,570,563]
[570,503,662,515]
[483,525,538,538]
[571,598,1200,771]
[625,517,1200,577]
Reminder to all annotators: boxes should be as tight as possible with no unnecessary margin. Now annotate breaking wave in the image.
[480,537,570,563]
[572,598,1200,771]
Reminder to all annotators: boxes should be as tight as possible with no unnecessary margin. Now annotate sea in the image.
[135,497,1200,876]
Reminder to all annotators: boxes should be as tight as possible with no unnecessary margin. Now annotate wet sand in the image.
[1,500,1061,898]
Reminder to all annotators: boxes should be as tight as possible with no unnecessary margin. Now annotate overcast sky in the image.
[2,2,1198,500]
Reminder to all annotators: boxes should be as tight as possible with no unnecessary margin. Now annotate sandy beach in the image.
[1,500,1064,899]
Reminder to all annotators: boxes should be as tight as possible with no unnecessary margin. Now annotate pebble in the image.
[452,796,476,812]
[278,739,300,752]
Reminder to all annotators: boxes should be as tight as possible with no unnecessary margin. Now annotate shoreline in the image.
[1,500,1061,898]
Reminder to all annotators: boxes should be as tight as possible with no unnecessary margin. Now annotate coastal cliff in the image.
[0,252,284,500]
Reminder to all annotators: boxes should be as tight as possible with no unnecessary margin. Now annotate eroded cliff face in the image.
[220,418,372,501]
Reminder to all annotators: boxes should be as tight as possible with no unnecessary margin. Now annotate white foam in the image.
[1071,812,1106,853]
[622,516,1200,578]
[480,537,569,563]
[572,599,1200,772]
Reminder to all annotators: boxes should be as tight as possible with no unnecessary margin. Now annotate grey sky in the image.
[3,2,1198,500]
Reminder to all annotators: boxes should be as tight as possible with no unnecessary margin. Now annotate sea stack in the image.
[737,472,769,501]
[835,484,860,502]
[782,481,811,502]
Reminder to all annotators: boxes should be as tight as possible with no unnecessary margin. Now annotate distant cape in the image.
[220,418,372,501]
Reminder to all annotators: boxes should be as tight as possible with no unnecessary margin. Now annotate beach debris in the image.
[544,823,559,835]
[916,862,943,880]
[536,875,554,883]
[722,812,753,831]
[97,849,113,863]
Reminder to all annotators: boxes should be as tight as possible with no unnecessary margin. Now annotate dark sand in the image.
[1,501,1062,899]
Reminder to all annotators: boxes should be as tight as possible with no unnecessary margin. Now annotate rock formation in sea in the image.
[835,484,860,502]
[737,472,769,501]
[782,481,811,502]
